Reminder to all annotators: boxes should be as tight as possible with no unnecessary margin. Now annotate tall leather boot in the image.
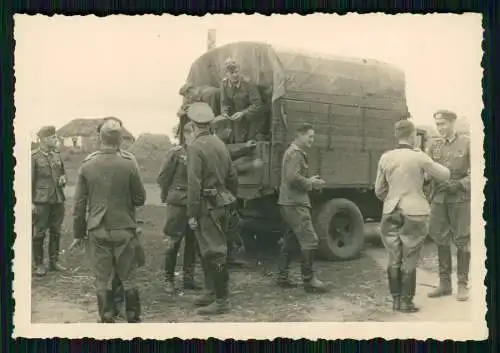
[301,250,329,293]
[456,249,470,301]
[194,257,216,307]
[48,232,66,271]
[399,270,419,313]
[276,250,297,288]
[124,288,142,323]
[197,263,230,316]
[387,266,401,311]
[164,241,181,294]
[96,290,115,323]
[182,238,201,291]
[32,237,46,277]
[112,276,125,319]
[428,246,453,298]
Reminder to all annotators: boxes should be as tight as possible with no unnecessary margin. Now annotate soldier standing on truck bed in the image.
[220,57,265,143]
[157,128,202,294]
[277,123,329,293]
[71,118,147,323]
[426,110,471,302]
[185,102,239,315]
[32,125,67,277]
[375,120,451,313]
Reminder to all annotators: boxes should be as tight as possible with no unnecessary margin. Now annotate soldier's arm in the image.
[72,166,89,239]
[241,81,263,117]
[156,148,178,191]
[374,156,389,201]
[220,84,231,116]
[458,138,471,192]
[130,162,147,207]
[226,159,239,196]
[31,154,37,201]
[419,152,451,183]
[186,145,203,218]
[285,151,313,192]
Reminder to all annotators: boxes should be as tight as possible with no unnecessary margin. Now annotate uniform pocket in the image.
[34,187,50,202]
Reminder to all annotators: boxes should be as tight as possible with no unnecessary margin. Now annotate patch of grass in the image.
[32,201,395,322]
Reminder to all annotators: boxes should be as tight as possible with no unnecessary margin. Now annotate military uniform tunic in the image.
[278,143,318,251]
[31,147,67,265]
[186,130,238,262]
[427,133,471,251]
[375,144,450,272]
[220,76,264,142]
[157,145,197,281]
[73,148,146,291]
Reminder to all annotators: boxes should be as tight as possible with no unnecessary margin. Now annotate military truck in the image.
[183,41,426,261]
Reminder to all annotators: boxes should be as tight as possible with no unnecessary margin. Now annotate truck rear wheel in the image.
[315,198,365,261]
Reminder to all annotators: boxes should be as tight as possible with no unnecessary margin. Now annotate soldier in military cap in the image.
[375,120,450,313]
[71,118,146,323]
[426,109,471,302]
[185,102,239,315]
[32,125,67,276]
[220,57,265,143]
[157,123,201,294]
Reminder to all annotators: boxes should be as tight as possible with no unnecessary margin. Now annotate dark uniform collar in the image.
[444,132,458,144]
[99,147,120,154]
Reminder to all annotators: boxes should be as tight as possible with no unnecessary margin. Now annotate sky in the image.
[14,13,483,141]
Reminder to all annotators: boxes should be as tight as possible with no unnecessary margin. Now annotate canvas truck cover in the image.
[184,41,408,111]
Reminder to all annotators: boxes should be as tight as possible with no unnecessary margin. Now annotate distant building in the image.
[56,118,135,152]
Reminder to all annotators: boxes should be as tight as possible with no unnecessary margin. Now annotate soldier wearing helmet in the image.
[220,57,265,143]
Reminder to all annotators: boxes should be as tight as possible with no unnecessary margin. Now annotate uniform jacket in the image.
[186,130,239,218]
[31,148,66,204]
[157,145,188,206]
[278,144,313,208]
[220,76,263,118]
[426,133,471,204]
[375,144,451,216]
[72,148,146,239]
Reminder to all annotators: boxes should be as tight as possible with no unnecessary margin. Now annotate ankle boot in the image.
[387,266,401,311]
[112,276,125,319]
[428,246,453,298]
[197,263,229,316]
[276,250,297,288]
[301,250,329,293]
[456,249,470,301]
[164,242,180,294]
[96,291,115,323]
[399,270,419,313]
[32,238,46,277]
[124,288,142,323]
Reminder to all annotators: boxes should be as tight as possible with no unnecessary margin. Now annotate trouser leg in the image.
[182,229,201,290]
[276,230,298,288]
[48,203,66,271]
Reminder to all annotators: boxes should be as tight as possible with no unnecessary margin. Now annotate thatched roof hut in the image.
[57,118,135,140]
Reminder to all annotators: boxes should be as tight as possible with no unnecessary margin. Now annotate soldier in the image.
[157,135,201,294]
[32,125,67,276]
[220,57,265,143]
[375,120,451,313]
[185,102,239,315]
[71,118,146,323]
[277,123,328,293]
[426,110,471,302]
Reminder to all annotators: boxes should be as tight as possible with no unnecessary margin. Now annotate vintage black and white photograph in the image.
[13,13,486,340]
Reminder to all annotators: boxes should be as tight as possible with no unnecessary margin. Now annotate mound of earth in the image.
[128,133,173,160]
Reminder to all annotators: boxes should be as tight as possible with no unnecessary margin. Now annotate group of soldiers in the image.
[31,55,471,322]
[375,110,471,313]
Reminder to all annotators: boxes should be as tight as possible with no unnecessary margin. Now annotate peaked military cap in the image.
[187,102,215,124]
[37,125,56,139]
[394,119,415,136]
[433,109,457,121]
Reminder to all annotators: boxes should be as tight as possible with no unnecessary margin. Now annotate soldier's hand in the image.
[245,140,257,148]
[446,180,463,194]
[188,217,199,230]
[68,238,86,251]
[59,175,67,187]
[230,112,244,121]
[311,175,326,190]
[252,158,263,169]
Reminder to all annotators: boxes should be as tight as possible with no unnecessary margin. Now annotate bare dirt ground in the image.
[31,195,470,323]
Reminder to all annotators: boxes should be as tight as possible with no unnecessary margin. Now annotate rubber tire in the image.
[314,198,365,261]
